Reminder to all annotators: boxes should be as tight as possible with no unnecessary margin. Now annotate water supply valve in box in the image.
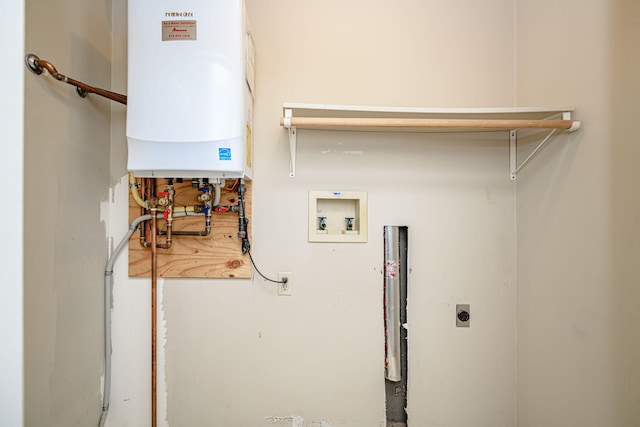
[308,191,368,243]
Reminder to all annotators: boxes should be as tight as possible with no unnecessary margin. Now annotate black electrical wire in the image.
[234,182,285,285]
[247,250,287,284]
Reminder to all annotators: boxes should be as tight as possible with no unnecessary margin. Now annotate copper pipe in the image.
[164,229,210,237]
[25,54,127,105]
[150,209,158,427]
[156,219,210,237]
[157,187,174,249]
[157,219,173,249]
[139,179,149,247]
[140,180,157,248]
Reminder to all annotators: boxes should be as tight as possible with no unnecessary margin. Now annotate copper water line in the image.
[157,219,173,249]
[139,178,149,248]
[25,54,128,105]
[139,179,156,248]
[155,217,211,237]
[164,209,211,236]
[157,187,174,249]
[166,228,210,237]
[150,208,158,427]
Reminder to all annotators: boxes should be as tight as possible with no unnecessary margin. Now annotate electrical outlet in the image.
[277,272,292,296]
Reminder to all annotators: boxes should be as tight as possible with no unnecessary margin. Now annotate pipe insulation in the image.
[384,226,402,382]
[99,211,202,427]
[129,172,147,209]
[213,181,223,207]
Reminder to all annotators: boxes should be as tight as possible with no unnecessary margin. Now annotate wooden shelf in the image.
[280,116,577,132]
[280,103,581,179]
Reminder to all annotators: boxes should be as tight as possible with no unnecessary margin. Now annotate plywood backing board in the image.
[128,179,252,278]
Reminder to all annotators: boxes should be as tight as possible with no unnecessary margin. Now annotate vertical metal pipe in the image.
[150,209,158,427]
[384,226,402,382]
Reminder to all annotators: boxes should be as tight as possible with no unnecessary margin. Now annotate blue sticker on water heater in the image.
[219,148,231,160]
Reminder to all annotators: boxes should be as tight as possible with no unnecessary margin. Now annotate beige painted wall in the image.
[24,0,113,425]
[108,1,517,426]
[516,0,640,425]
[16,0,639,425]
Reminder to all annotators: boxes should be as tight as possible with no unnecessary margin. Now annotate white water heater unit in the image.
[127,0,254,179]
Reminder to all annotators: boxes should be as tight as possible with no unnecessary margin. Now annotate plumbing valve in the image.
[198,192,212,202]
[318,216,327,231]
[157,191,170,207]
[345,217,354,231]
[196,187,212,216]
[147,198,159,209]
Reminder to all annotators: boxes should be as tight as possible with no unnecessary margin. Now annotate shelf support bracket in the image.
[283,109,297,178]
[510,130,517,181]
[511,128,559,180]
[510,111,575,179]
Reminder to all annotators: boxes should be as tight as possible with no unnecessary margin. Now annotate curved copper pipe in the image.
[25,54,127,105]
[156,219,173,249]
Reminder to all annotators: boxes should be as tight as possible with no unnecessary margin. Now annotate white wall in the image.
[516,0,640,425]
[108,1,517,426]
[0,2,25,426]
[23,0,113,425]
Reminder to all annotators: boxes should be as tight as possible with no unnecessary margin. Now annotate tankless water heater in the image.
[127,0,254,179]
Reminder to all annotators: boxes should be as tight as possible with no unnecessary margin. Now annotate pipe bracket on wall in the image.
[24,53,128,105]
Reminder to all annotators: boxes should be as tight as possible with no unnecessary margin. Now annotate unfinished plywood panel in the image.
[128,179,252,278]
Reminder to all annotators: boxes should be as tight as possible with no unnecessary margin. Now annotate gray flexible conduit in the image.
[99,211,201,427]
